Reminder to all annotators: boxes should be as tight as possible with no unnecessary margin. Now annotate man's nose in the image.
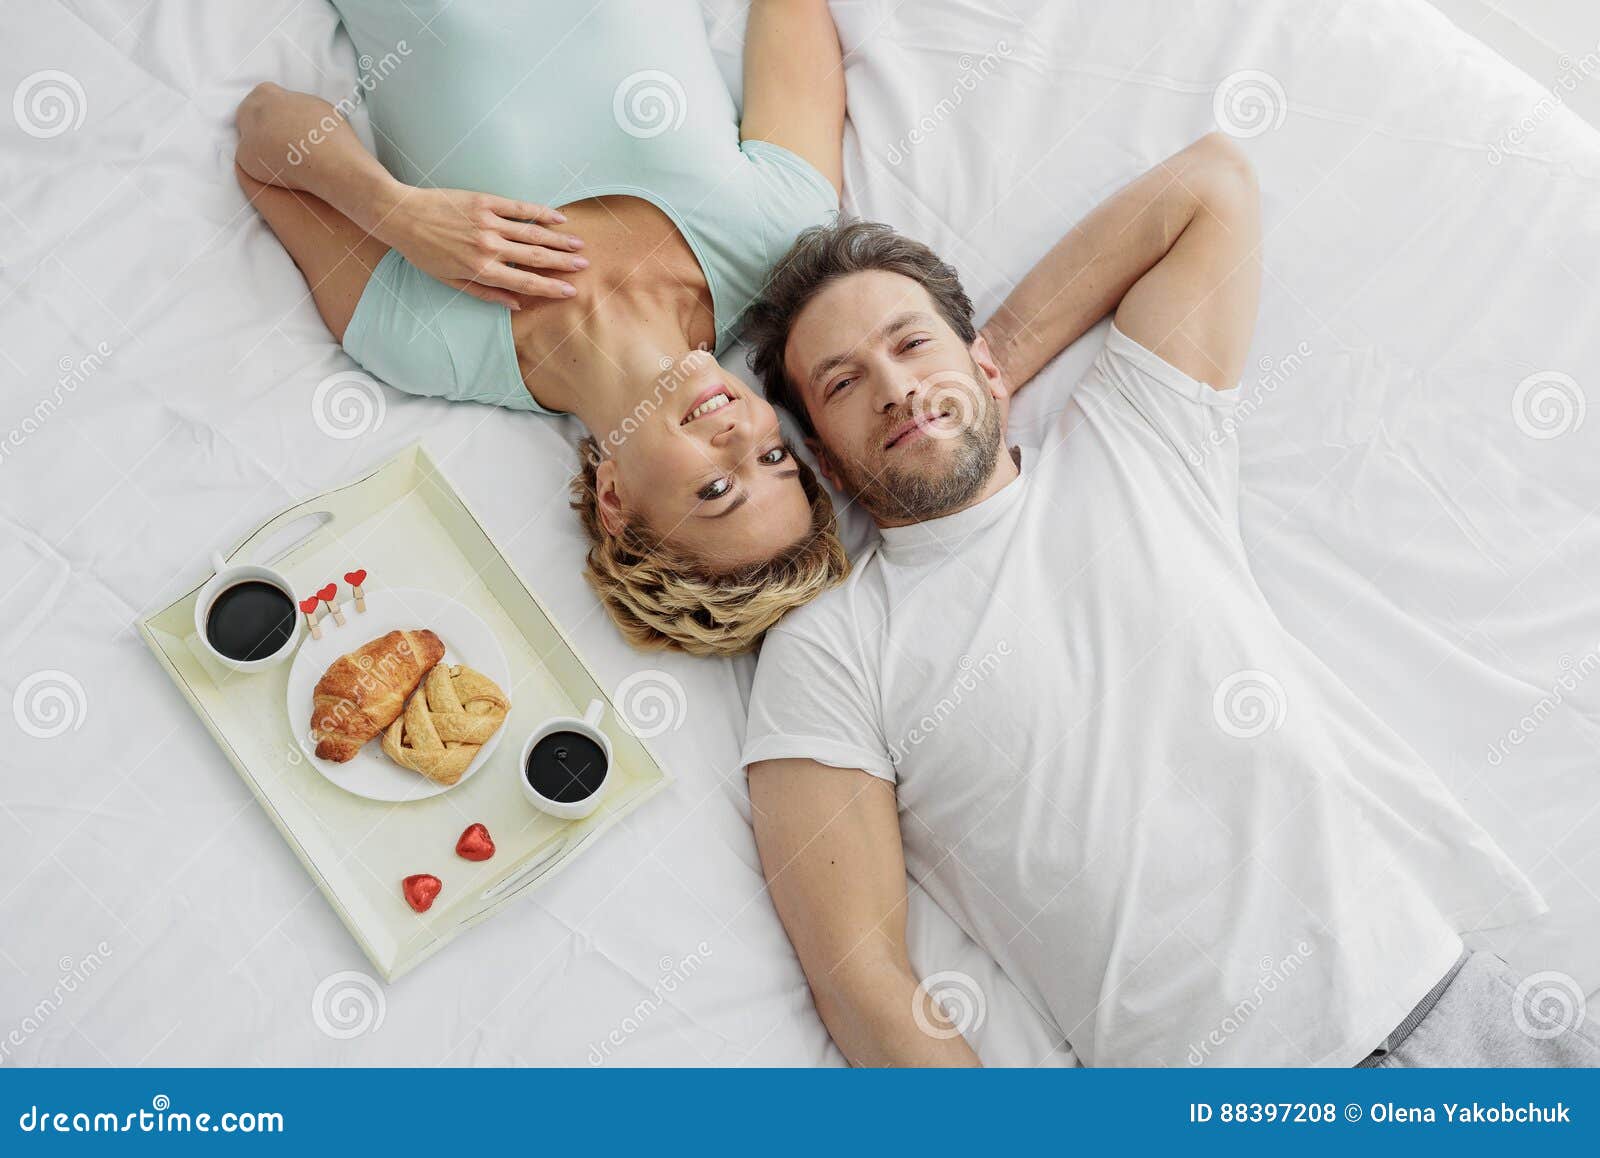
[870,365,921,414]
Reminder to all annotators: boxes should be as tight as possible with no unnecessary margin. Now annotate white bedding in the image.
[2,0,1597,1066]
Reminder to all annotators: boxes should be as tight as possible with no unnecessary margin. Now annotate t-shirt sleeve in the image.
[741,138,841,265]
[1076,323,1244,517]
[742,623,897,784]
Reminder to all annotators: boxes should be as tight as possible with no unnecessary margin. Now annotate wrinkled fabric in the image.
[1,0,1596,1065]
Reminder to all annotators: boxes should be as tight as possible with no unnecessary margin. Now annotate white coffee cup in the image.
[193,551,302,674]
[519,699,613,820]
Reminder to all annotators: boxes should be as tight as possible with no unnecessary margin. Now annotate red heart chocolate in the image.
[344,569,367,587]
[298,596,321,614]
[316,583,337,602]
[402,873,442,913]
[455,823,495,862]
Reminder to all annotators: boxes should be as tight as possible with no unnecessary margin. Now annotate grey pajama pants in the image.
[1358,951,1599,1067]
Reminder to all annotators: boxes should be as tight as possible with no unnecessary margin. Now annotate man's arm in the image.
[748,759,981,1066]
[981,132,1261,393]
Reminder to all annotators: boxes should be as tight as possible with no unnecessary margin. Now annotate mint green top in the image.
[332,0,839,415]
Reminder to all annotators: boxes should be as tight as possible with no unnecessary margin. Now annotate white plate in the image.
[286,587,511,802]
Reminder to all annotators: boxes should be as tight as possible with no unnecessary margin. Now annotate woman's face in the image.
[594,353,816,570]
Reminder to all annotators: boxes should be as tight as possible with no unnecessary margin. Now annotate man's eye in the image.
[904,337,929,351]
[697,477,732,501]
[828,376,855,397]
[758,446,789,466]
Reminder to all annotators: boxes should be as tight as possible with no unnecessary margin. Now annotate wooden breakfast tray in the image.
[139,443,671,981]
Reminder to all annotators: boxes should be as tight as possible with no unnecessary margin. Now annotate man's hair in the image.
[570,438,850,656]
[744,219,978,436]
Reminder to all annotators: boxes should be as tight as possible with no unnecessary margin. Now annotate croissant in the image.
[311,629,445,762]
[381,663,510,785]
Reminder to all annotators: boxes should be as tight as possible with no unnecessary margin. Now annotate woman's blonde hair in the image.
[571,437,849,656]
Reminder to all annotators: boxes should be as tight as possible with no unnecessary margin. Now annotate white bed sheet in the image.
[2,0,1597,1067]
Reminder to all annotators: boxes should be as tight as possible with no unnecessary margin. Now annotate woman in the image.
[235,0,849,655]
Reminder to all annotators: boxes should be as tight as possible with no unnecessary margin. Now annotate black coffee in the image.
[206,580,296,662]
[525,730,608,803]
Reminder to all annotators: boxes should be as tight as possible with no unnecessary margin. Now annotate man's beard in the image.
[830,368,1005,525]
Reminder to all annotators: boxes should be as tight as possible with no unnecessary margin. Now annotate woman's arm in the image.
[981,132,1261,394]
[234,162,387,343]
[739,0,846,194]
[235,83,405,242]
[235,82,587,307]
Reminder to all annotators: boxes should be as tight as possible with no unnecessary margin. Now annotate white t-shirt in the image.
[743,325,1546,1067]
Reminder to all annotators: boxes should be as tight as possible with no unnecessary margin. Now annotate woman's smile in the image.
[682,384,738,425]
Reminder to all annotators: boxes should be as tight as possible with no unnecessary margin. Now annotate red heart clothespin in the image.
[298,594,324,640]
[317,582,346,627]
[344,569,368,613]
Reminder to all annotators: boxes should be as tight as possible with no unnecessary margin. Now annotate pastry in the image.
[381,663,510,786]
[310,629,445,762]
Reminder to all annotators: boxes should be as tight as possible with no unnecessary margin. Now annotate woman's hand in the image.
[376,186,587,308]
[235,86,585,309]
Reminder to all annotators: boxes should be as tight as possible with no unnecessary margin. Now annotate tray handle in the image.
[223,505,336,571]
[480,836,569,902]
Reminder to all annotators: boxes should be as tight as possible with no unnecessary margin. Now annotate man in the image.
[738,134,1594,1066]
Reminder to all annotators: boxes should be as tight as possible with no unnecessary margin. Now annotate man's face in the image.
[783,270,1006,525]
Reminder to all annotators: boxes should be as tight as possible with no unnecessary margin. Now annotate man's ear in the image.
[970,332,1008,402]
[804,434,845,492]
[594,459,629,538]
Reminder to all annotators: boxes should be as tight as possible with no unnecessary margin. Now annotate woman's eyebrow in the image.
[699,492,751,519]
[695,467,798,518]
